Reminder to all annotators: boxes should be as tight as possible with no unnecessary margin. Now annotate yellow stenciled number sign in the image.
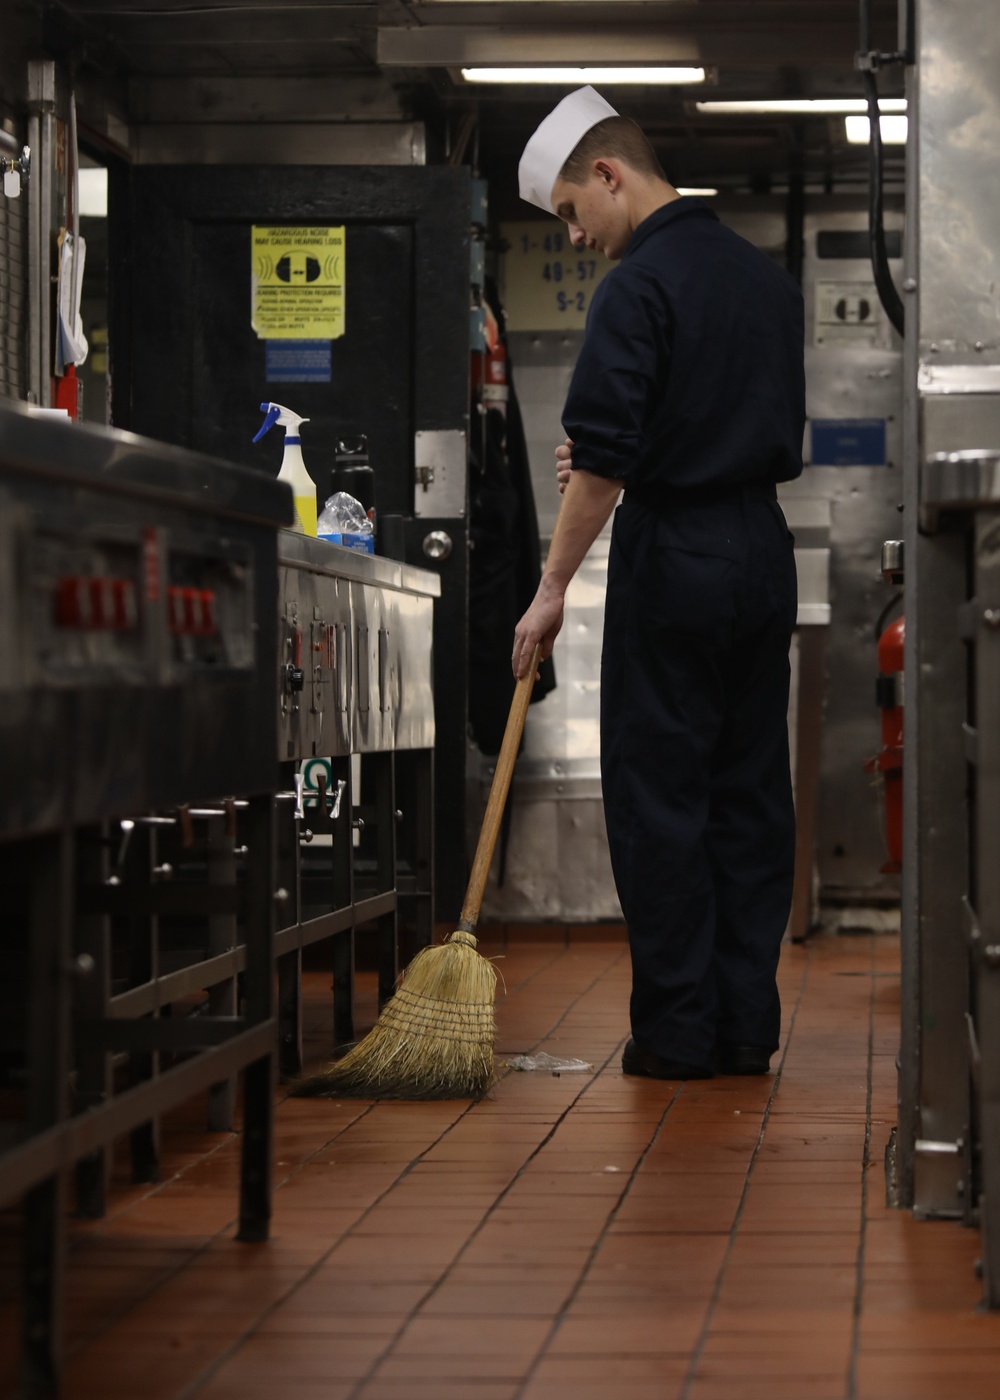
[251,226,346,339]
[500,221,610,332]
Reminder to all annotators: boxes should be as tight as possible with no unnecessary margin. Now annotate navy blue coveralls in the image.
[563,198,805,1071]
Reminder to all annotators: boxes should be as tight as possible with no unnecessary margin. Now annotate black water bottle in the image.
[332,435,376,544]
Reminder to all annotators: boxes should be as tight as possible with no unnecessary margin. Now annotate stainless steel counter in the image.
[277,532,439,761]
[0,399,292,837]
[0,402,291,1393]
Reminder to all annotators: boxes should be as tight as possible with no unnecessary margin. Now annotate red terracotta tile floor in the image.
[2,927,999,1400]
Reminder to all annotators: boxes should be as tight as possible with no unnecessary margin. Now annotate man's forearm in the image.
[511,466,621,676]
[544,468,622,592]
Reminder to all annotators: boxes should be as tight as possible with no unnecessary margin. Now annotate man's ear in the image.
[593,158,621,193]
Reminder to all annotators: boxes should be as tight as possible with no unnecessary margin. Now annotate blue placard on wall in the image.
[810,418,887,466]
[265,339,332,383]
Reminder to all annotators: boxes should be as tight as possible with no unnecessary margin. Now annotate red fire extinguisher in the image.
[864,614,904,873]
[471,304,508,412]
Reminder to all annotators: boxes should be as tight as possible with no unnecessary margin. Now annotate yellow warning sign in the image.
[251,226,345,340]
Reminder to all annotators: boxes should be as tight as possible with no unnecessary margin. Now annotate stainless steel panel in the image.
[917,1,1000,367]
[908,523,969,1219]
[377,27,702,67]
[0,402,289,837]
[801,349,902,461]
[480,793,623,924]
[389,589,436,752]
[973,511,1000,1295]
[277,530,441,601]
[792,548,831,625]
[801,204,904,359]
[350,581,379,753]
[919,366,1000,395]
[921,394,1000,461]
[413,429,467,520]
[131,122,427,167]
[899,45,921,1215]
[922,449,1000,529]
[276,564,352,763]
[276,534,438,762]
[783,466,903,896]
[506,332,580,541]
[902,0,1000,1226]
[790,200,905,900]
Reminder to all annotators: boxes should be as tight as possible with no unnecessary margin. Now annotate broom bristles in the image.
[290,931,497,1100]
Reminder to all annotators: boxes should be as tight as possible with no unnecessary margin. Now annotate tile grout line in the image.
[171,1099,485,1400]
[65,939,588,1371]
[495,942,631,1067]
[75,1119,241,1228]
[676,940,814,1400]
[64,1102,381,1361]
[162,940,616,1400]
[492,938,626,1041]
[345,945,632,1400]
[847,933,877,1400]
[509,1074,686,1400]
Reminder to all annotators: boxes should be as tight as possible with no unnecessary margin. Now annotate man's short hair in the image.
[558,116,667,185]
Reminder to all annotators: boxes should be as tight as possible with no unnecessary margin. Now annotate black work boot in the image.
[621,1038,715,1080]
[715,1043,773,1075]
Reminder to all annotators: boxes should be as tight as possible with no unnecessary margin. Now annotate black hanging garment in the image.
[468,281,556,759]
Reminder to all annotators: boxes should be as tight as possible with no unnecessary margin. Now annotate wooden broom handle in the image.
[459,641,542,931]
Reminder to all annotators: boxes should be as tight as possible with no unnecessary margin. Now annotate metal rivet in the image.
[984,609,1000,630]
[983,944,1000,967]
[903,277,917,293]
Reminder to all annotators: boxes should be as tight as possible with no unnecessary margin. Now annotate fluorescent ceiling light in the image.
[845,114,908,144]
[78,166,108,217]
[696,98,906,115]
[461,66,706,85]
[676,187,718,197]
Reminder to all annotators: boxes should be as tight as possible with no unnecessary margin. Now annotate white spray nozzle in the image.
[253,401,310,444]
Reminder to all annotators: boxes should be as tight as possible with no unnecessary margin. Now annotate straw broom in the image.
[292,640,543,1100]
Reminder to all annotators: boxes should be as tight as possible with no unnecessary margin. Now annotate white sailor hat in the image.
[518,86,619,213]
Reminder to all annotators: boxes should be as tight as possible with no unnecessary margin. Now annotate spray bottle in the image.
[253,401,317,536]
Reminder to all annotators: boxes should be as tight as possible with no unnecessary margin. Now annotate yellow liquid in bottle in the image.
[294,494,318,537]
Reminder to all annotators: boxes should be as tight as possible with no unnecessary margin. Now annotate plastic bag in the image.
[318,491,374,553]
[504,1052,592,1074]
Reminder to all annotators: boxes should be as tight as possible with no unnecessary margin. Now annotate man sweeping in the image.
[512,87,805,1080]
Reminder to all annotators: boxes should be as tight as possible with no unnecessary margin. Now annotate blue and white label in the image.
[265,339,332,383]
[810,418,887,467]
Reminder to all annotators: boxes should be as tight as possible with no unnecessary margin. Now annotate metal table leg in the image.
[73,825,111,1220]
[237,795,275,1244]
[331,755,355,1048]
[21,831,73,1399]
[973,513,1000,1303]
[206,816,238,1132]
[374,753,399,1006]
[128,825,161,1184]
